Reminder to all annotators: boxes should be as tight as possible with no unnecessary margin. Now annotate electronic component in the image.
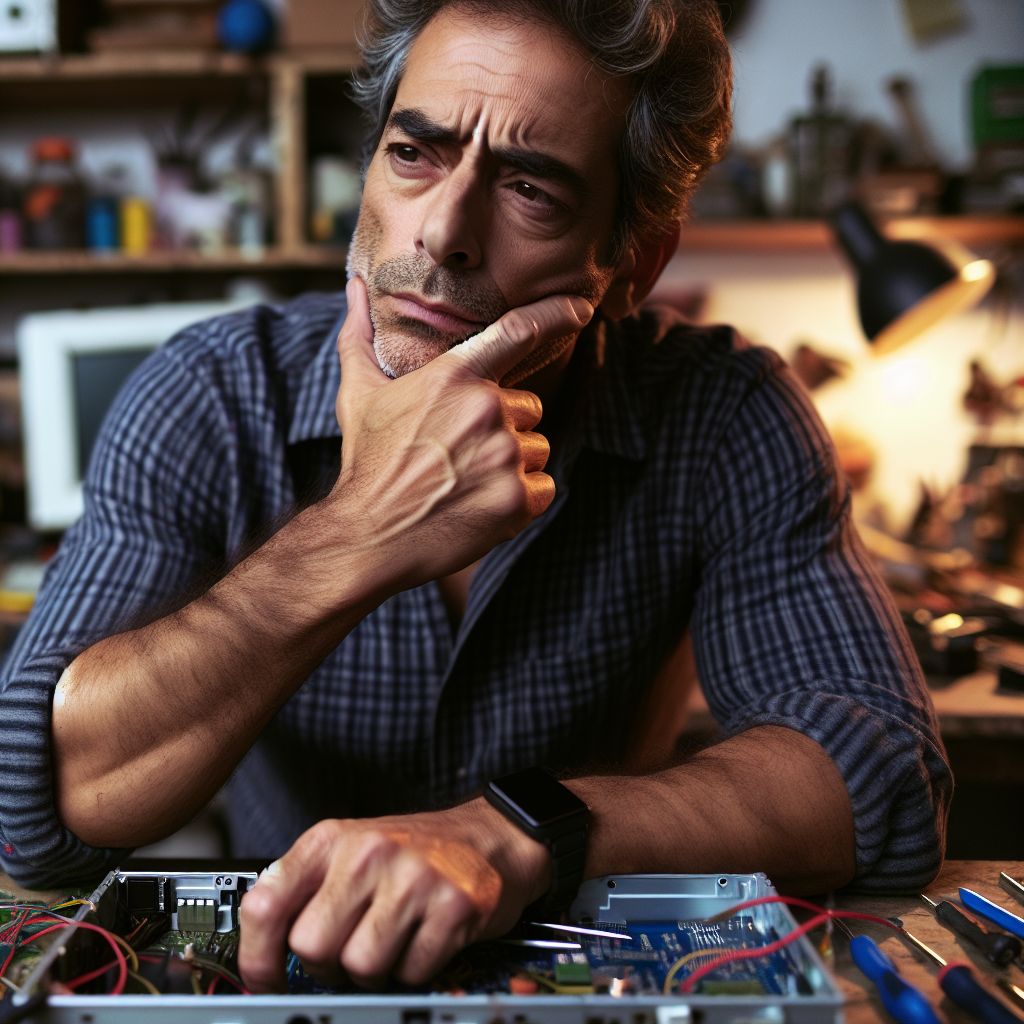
[6,871,843,1023]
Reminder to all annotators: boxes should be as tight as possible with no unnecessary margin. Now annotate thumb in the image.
[448,294,593,382]
[338,276,388,394]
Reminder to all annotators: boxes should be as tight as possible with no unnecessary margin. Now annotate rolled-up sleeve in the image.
[0,341,232,888]
[690,353,951,892]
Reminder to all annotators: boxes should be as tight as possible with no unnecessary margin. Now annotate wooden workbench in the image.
[3,860,1023,1020]
[834,860,1024,1023]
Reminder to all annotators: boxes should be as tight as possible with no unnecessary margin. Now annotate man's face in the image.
[347,4,632,384]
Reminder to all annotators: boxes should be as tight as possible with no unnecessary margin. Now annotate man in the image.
[0,0,950,994]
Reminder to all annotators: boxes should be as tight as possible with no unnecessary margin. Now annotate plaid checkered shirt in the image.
[0,292,951,890]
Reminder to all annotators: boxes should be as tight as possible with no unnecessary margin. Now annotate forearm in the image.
[568,725,856,894]
[52,496,390,848]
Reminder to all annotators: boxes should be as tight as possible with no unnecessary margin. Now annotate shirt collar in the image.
[287,300,649,463]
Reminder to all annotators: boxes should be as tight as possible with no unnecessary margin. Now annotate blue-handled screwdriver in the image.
[832,918,941,1024]
[889,916,1023,1024]
[960,889,1024,942]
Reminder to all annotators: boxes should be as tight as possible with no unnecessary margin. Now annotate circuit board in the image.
[284,916,812,998]
[5,870,844,1024]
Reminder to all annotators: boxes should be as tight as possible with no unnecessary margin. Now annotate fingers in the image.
[239,860,313,992]
[337,276,388,395]
[238,826,351,993]
[239,826,491,993]
[327,859,477,988]
[450,294,593,382]
[501,386,543,432]
[518,430,550,474]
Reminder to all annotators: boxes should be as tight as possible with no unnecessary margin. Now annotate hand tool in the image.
[1000,874,1024,909]
[921,894,1021,967]
[528,921,632,941]
[497,938,582,949]
[960,889,1024,942]
[889,916,1023,1024]
[831,917,941,1024]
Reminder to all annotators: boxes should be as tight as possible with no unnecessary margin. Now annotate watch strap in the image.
[484,767,589,913]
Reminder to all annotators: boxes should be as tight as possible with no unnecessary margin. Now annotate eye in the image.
[511,181,557,206]
[386,143,422,165]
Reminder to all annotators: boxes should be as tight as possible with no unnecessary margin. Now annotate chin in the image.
[372,322,467,379]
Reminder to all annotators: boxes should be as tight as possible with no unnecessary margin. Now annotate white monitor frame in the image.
[18,301,243,532]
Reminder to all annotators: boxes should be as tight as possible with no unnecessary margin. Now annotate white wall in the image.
[728,0,1024,170]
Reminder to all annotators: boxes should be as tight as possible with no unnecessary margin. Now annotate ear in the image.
[599,223,680,320]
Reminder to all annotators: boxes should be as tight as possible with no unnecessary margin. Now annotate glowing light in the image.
[961,258,994,283]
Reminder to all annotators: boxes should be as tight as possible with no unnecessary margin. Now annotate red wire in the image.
[674,894,902,994]
[708,894,901,930]
[0,912,29,978]
[680,912,831,992]
[206,975,220,995]
[10,912,128,995]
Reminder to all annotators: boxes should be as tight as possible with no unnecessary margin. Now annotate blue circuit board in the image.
[285,916,813,998]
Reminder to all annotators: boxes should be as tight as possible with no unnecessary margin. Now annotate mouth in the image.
[388,293,487,337]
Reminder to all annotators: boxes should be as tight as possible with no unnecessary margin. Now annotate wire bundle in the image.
[664,895,901,994]
[0,900,129,997]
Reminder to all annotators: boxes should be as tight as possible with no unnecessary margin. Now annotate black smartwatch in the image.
[484,766,589,912]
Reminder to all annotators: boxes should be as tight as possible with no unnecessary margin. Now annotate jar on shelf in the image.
[23,137,86,250]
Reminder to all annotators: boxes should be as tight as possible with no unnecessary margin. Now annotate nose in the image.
[414,163,485,269]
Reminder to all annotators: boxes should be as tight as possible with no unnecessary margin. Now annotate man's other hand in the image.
[329,277,593,589]
[237,800,550,991]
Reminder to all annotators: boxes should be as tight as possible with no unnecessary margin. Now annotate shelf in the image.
[0,247,347,274]
[0,50,358,80]
[1,218,1018,274]
[679,216,1024,251]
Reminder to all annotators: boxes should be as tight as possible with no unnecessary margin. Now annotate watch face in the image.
[488,767,587,830]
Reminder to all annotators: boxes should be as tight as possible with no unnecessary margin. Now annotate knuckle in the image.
[433,883,475,919]
[238,885,278,927]
[288,923,334,968]
[297,818,345,858]
[349,830,401,877]
[467,387,505,430]
[495,477,529,521]
[492,432,520,469]
[340,940,382,980]
[497,309,539,345]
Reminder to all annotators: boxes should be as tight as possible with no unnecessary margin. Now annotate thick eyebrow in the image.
[386,106,590,201]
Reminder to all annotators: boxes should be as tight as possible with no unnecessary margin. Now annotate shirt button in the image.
[456,765,467,780]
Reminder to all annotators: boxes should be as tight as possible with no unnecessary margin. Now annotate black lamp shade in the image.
[828,200,995,355]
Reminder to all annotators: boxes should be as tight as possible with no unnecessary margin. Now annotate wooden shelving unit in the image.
[0,219,1019,275]
[0,246,347,274]
[0,50,358,80]
[678,215,1024,252]
[0,51,359,273]
[0,52,1021,273]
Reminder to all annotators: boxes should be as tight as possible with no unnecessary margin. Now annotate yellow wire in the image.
[94,929,139,973]
[49,899,93,912]
[127,968,160,996]
[662,947,727,994]
[190,969,203,996]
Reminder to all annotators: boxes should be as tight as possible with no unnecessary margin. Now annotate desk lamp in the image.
[828,200,995,356]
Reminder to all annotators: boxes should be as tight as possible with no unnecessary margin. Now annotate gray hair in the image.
[350,0,733,261]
